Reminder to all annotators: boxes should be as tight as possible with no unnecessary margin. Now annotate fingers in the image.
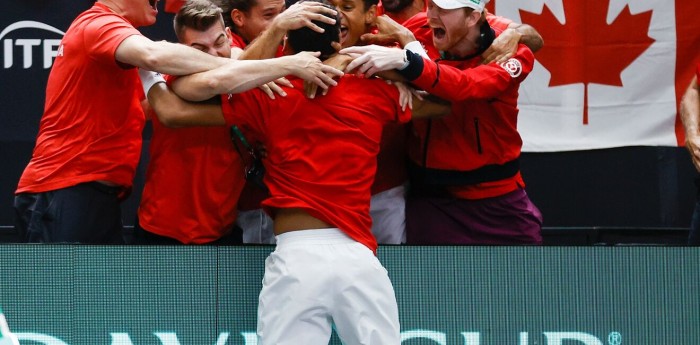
[268,81,287,97]
[495,52,513,65]
[321,65,344,78]
[316,71,338,88]
[331,41,342,53]
[259,84,275,100]
[344,54,368,73]
[306,22,325,33]
[304,80,318,99]
[276,77,293,88]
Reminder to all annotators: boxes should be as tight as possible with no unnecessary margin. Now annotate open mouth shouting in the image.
[340,23,349,46]
[432,27,446,41]
[149,0,158,10]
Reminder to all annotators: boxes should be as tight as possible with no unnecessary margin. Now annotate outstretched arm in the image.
[681,75,700,171]
[171,52,343,101]
[116,35,229,75]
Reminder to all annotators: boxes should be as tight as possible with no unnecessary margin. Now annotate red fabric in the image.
[370,123,408,194]
[229,31,285,56]
[697,62,700,82]
[137,76,246,244]
[408,44,534,199]
[16,3,144,194]
[221,76,411,253]
[230,31,248,49]
[227,31,283,210]
[165,0,186,14]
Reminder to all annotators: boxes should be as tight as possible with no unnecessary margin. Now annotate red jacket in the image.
[407,40,534,199]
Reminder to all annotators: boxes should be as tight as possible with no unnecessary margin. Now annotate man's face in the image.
[426,0,472,54]
[234,0,286,43]
[381,0,413,15]
[332,0,375,48]
[122,0,160,27]
[181,22,232,58]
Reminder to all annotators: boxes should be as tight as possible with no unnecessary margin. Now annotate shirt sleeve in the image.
[83,13,142,66]
[411,44,534,101]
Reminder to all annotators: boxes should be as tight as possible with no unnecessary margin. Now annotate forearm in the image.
[147,84,225,128]
[681,79,700,137]
[508,23,543,53]
[411,96,451,119]
[172,58,294,101]
[116,35,229,75]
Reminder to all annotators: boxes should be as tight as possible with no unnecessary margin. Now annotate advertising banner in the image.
[0,246,698,344]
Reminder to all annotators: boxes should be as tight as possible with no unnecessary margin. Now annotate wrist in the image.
[396,50,424,81]
[138,69,166,96]
[404,40,429,59]
[398,30,417,48]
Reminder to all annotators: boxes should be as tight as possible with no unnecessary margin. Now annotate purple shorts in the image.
[406,188,543,245]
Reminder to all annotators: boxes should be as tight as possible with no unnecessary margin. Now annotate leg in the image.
[332,243,401,345]
[14,183,124,244]
[257,246,333,345]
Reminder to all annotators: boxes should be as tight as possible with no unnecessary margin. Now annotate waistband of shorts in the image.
[275,228,355,247]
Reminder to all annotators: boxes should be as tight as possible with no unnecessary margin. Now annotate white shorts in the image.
[257,228,400,345]
[237,209,276,244]
[370,185,406,244]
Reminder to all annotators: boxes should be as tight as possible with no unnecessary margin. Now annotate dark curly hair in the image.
[285,0,340,60]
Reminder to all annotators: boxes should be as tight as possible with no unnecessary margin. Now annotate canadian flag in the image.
[490,0,700,152]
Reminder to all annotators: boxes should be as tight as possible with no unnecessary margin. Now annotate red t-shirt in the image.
[229,30,284,211]
[16,3,145,194]
[230,31,285,57]
[221,76,411,252]
[696,61,700,80]
[137,76,246,244]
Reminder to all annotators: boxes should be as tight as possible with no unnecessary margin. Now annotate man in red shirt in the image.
[209,0,338,244]
[14,0,231,244]
[341,0,543,245]
[143,0,449,339]
[134,0,247,245]
[334,0,542,244]
[680,61,700,245]
[13,0,341,244]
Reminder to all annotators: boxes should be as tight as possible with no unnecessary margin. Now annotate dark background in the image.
[0,1,695,244]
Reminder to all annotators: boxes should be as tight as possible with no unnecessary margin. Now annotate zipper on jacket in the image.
[422,119,433,167]
[474,117,483,154]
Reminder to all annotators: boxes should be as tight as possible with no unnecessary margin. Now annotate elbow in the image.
[533,36,544,53]
[157,114,184,128]
[152,106,185,128]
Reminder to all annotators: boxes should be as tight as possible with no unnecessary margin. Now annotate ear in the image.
[231,9,246,28]
[365,4,377,25]
[467,9,482,27]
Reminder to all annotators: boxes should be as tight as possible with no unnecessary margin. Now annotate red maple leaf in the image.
[519,0,655,124]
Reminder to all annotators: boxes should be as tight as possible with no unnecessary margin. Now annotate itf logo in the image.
[0,21,64,69]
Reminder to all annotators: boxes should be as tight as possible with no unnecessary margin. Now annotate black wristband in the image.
[396,50,424,81]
